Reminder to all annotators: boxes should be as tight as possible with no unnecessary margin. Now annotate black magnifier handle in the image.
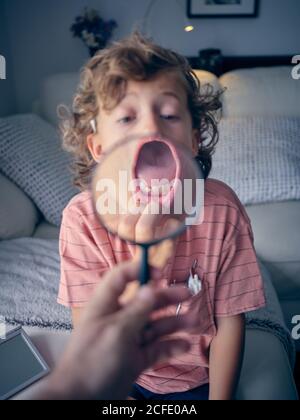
[139,245,150,286]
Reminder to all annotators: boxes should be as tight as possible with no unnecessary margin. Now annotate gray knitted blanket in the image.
[0,238,295,366]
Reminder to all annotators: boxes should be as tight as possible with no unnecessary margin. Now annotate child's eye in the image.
[161,114,180,121]
[117,116,135,124]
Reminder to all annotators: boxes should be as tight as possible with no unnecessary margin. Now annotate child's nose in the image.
[141,113,162,135]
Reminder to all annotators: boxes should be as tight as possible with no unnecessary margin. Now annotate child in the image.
[58,32,266,400]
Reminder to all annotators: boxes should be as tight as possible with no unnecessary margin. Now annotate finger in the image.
[85,260,140,320]
[118,286,157,333]
[151,286,192,311]
[121,285,192,320]
[119,280,140,306]
[144,339,191,368]
[118,285,193,336]
[143,313,198,344]
[119,261,164,305]
[149,238,175,269]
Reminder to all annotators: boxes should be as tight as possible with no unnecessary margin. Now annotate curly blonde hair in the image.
[60,32,223,190]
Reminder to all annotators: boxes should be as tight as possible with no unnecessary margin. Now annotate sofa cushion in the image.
[210,116,300,205]
[236,329,298,400]
[220,66,300,118]
[0,114,78,226]
[246,201,300,300]
[0,172,40,239]
[194,69,222,94]
[33,221,60,240]
[39,72,80,126]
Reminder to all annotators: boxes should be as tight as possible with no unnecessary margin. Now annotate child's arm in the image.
[72,308,83,329]
[209,314,245,400]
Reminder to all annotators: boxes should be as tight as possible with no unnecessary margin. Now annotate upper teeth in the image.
[140,181,151,194]
[139,180,172,196]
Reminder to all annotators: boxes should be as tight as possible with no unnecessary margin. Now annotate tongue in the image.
[135,141,177,185]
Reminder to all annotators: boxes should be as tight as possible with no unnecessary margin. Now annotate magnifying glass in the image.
[91,135,204,286]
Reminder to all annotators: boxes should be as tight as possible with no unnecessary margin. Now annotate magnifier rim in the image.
[91,134,203,246]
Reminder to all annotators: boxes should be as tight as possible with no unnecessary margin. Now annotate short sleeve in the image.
[214,215,266,317]
[58,207,110,308]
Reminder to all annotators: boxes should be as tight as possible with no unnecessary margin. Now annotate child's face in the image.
[87,71,198,161]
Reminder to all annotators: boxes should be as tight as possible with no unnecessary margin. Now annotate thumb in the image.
[83,260,140,322]
[118,286,156,333]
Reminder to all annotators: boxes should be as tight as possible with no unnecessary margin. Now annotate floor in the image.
[295,353,300,396]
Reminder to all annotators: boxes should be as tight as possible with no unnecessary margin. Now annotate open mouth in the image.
[133,138,181,204]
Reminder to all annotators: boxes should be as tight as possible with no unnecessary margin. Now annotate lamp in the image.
[176,0,195,32]
[142,0,194,35]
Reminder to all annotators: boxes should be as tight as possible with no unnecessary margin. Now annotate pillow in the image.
[193,69,222,95]
[210,116,300,205]
[0,114,78,226]
[39,72,80,126]
[0,172,40,239]
[220,66,300,118]
[33,221,60,240]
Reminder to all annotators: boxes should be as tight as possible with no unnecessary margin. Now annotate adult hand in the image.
[44,260,194,400]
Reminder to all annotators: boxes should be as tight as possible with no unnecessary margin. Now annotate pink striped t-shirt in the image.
[58,179,266,394]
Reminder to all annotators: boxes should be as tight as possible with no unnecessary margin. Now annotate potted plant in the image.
[71,8,118,57]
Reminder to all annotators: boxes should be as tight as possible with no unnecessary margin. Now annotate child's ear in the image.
[192,129,200,157]
[87,133,102,162]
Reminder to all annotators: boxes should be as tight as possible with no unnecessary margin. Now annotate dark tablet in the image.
[0,326,50,400]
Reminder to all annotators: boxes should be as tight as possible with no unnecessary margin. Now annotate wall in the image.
[0,1,16,117]
[1,0,300,114]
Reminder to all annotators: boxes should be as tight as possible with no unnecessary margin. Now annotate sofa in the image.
[0,64,299,399]
[36,65,300,350]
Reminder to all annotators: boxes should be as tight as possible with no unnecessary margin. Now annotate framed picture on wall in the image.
[187,0,259,18]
